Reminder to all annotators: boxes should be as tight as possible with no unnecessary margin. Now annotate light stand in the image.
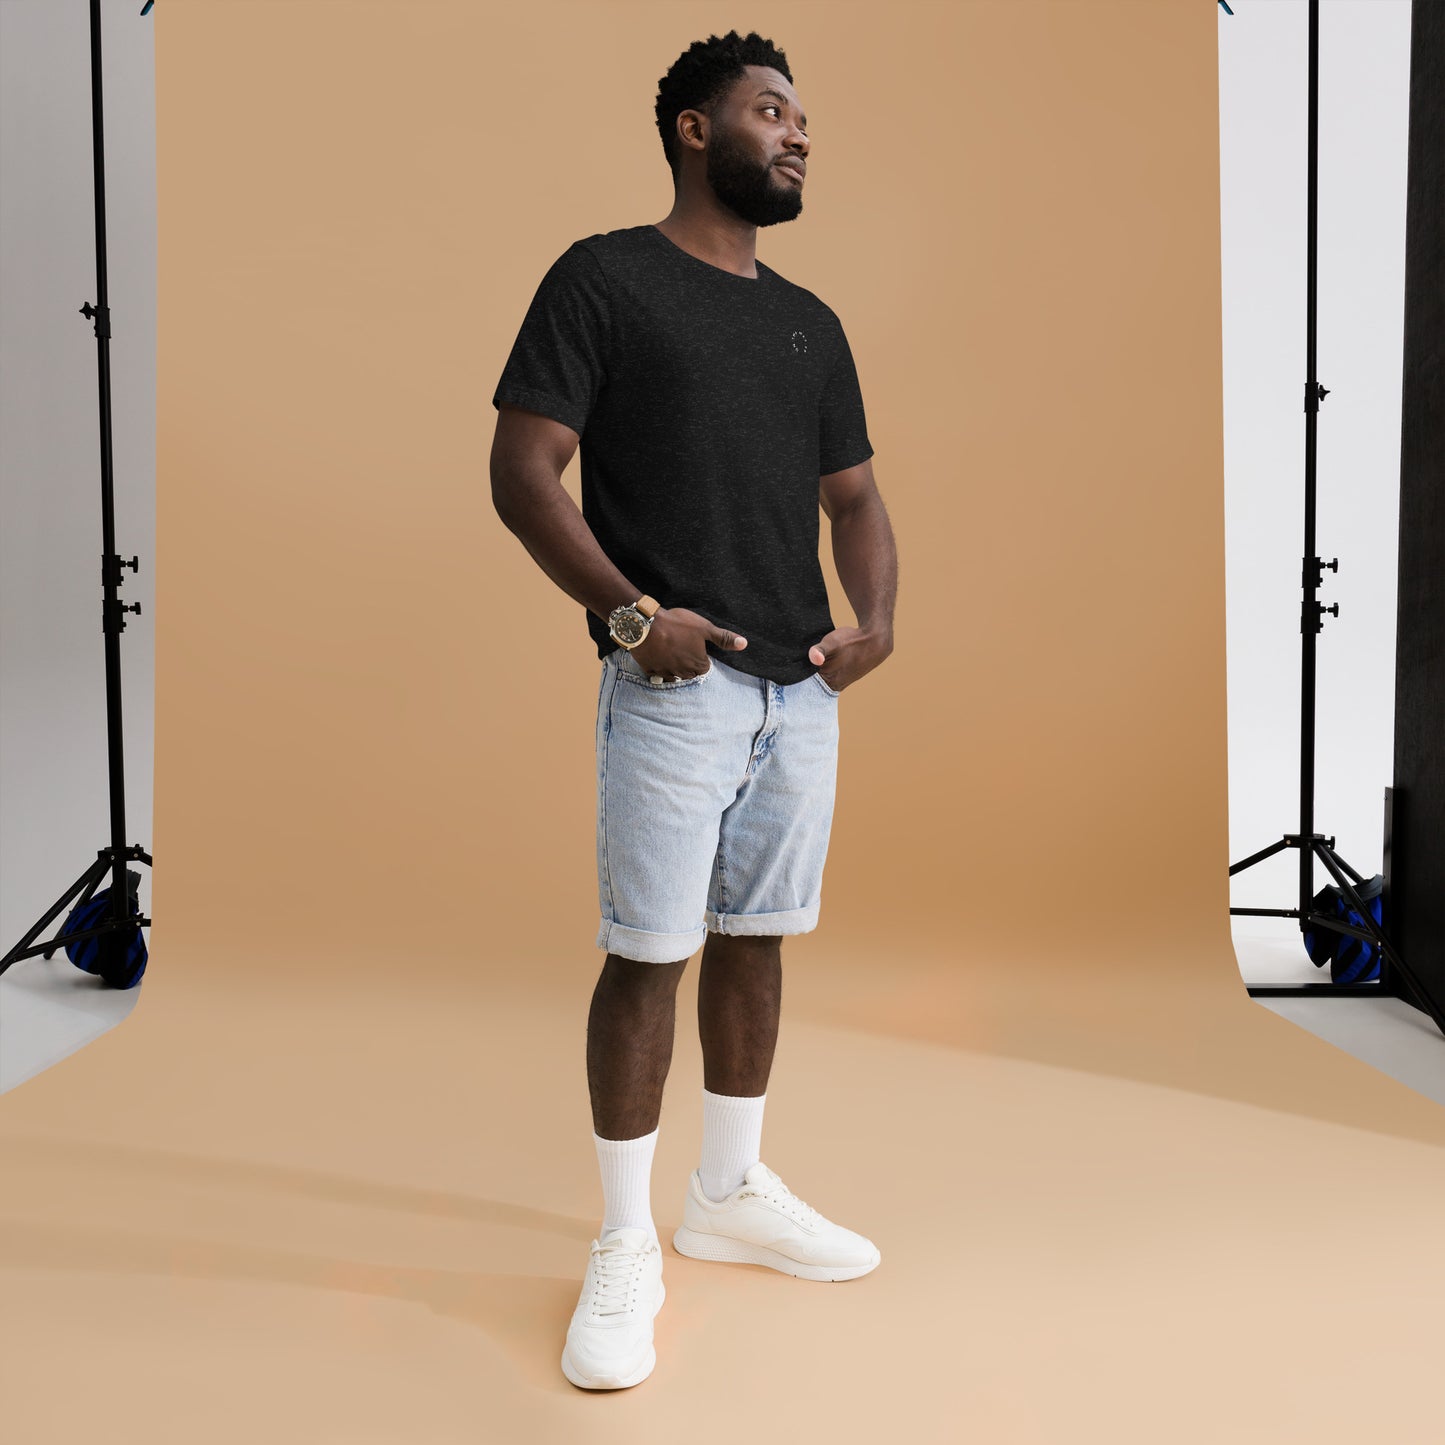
[1,0,152,980]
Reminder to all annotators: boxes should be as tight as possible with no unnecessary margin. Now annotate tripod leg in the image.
[1323,843,1364,890]
[1229,837,1292,876]
[1313,841,1444,1036]
[1313,844,1385,948]
[0,857,112,972]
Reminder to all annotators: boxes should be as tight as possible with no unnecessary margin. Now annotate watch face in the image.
[612,610,647,646]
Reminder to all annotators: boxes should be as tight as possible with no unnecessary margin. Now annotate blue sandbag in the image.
[58,867,148,988]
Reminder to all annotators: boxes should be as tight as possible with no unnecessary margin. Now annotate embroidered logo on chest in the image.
[790,330,808,354]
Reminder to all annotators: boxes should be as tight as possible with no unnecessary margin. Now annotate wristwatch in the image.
[608,594,661,649]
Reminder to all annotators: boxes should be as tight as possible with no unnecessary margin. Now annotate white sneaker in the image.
[672,1161,881,1282]
[560,1227,666,1390]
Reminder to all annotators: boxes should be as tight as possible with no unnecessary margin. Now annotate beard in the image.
[705,128,804,228]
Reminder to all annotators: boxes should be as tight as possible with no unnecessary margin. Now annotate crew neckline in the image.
[643,223,769,283]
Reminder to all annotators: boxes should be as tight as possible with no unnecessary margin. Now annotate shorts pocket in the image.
[615,649,714,690]
[813,671,841,698]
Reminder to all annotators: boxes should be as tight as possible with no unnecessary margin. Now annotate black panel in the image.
[1390,2,1445,1014]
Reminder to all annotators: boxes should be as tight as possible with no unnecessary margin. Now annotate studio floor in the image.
[2,931,1443,1443]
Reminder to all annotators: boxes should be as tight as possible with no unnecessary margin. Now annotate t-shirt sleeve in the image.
[491,242,611,436]
[817,323,874,475]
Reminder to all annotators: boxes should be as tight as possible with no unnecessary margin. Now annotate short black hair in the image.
[654,30,793,182]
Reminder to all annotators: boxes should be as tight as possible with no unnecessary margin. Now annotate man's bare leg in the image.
[586,952,688,1139]
[697,932,782,1095]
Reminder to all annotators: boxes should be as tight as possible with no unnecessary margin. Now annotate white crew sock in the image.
[594,1127,659,1246]
[698,1088,766,1202]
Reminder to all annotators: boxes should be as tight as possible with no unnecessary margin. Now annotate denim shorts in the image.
[595,645,841,963]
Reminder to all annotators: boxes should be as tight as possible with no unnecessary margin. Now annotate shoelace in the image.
[742,1175,825,1229]
[587,1241,650,1318]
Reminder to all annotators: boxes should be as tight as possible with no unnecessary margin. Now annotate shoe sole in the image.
[672,1226,880,1281]
[559,1280,666,1390]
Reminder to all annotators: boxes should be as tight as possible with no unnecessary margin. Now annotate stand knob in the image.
[1326,558,1338,573]
[122,555,139,573]
[1324,603,1339,619]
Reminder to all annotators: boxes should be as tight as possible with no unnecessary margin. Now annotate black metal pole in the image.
[1299,0,1321,935]
[85,0,132,931]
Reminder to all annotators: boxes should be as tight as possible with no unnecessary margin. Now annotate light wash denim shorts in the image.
[595,645,841,963]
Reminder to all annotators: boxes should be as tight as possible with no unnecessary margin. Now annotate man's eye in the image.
[764,104,807,136]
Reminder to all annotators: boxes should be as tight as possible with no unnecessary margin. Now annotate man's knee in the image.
[702,932,783,956]
[601,952,690,988]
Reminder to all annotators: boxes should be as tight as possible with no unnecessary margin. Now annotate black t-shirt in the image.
[491,223,873,686]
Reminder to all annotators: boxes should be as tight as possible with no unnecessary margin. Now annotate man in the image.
[489,29,898,1391]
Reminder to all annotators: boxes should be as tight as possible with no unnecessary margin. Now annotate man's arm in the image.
[489,405,747,673]
[811,457,898,685]
[490,405,640,623]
